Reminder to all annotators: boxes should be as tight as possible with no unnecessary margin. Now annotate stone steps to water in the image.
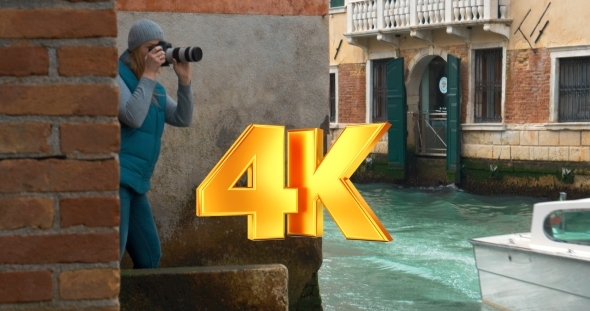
[120,264,288,310]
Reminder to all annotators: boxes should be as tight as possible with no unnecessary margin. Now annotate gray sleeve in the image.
[165,83,194,127]
[118,75,157,128]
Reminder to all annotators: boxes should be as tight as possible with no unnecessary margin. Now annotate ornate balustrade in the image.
[345,0,511,47]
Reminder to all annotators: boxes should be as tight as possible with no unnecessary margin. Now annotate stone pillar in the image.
[0,0,120,309]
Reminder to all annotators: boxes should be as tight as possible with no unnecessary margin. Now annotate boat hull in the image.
[472,240,590,311]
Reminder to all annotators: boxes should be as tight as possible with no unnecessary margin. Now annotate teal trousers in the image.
[119,186,161,269]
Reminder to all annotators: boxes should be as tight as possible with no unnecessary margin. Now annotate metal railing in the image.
[558,56,590,122]
[412,112,447,156]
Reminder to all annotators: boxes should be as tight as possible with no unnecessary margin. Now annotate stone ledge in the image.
[120,264,288,311]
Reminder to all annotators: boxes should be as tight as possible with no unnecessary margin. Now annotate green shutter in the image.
[330,0,345,8]
[446,54,461,183]
[386,58,406,174]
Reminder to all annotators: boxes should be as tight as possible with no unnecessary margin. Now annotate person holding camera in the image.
[117,19,194,268]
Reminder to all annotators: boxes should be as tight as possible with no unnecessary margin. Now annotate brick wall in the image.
[338,63,366,123]
[505,48,551,123]
[0,0,120,310]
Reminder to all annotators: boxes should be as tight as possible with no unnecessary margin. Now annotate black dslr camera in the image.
[148,41,203,66]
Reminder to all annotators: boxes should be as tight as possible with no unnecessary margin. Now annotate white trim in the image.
[549,47,590,122]
[330,122,359,130]
[467,42,507,125]
[365,59,372,123]
[461,122,590,132]
[329,6,346,14]
[547,45,590,53]
[544,123,590,131]
[462,124,506,131]
[369,50,397,60]
[330,66,339,126]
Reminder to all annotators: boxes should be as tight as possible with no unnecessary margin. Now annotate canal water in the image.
[319,183,544,311]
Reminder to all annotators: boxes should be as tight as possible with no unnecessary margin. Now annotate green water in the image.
[319,183,544,311]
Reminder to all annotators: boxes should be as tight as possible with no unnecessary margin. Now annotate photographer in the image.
[117,19,194,268]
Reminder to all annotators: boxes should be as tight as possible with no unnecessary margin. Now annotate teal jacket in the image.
[118,60,167,194]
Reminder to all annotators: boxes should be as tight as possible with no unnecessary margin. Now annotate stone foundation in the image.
[120,265,289,311]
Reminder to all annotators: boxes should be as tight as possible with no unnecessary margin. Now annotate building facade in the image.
[329,0,590,196]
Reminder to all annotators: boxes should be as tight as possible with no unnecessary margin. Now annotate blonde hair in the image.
[128,48,164,106]
[129,48,145,80]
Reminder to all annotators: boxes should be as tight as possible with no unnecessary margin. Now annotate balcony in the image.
[345,0,511,48]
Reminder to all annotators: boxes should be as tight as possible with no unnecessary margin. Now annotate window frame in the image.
[330,0,345,8]
[549,46,590,124]
[473,48,503,123]
[330,66,339,125]
[372,58,390,123]
[329,0,346,14]
[464,42,507,131]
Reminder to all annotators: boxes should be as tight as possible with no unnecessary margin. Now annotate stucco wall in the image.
[509,0,590,50]
[117,12,328,240]
[117,10,327,310]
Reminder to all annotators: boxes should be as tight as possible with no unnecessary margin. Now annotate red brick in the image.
[0,84,118,116]
[0,270,52,303]
[505,49,550,123]
[0,159,118,193]
[0,198,54,230]
[61,123,120,153]
[338,63,366,123]
[0,46,48,76]
[58,46,118,77]
[117,0,327,16]
[0,232,119,264]
[0,122,51,154]
[0,10,117,39]
[60,197,119,228]
[59,269,119,300]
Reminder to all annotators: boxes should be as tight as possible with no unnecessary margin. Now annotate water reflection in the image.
[320,183,543,311]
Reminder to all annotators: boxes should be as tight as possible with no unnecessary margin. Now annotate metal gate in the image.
[412,112,447,157]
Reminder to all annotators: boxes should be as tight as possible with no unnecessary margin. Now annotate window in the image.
[558,57,590,122]
[372,59,389,122]
[330,73,336,123]
[544,210,590,245]
[474,48,503,123]
[548,47,590,124]
[330,67,338,124]
[330,0,345,8]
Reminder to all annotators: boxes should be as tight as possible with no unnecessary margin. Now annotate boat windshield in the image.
[544,210,590,246]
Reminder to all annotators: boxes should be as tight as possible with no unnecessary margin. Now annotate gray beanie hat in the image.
[128,19,164,51]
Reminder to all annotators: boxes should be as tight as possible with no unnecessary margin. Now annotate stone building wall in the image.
[0,0,120,309]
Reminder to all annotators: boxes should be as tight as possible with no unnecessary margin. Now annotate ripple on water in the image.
[320,183,543,310]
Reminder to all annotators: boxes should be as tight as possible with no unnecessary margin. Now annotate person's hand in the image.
[172,58,191,85]
[142,46,165,80]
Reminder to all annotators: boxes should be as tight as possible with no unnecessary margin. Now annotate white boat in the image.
[469,197,590,311]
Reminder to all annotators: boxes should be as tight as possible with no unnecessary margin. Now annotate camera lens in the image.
[168,47,203,63]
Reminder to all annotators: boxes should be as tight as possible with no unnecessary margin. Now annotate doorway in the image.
[415,56,448,156]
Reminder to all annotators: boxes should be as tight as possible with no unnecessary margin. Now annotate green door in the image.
[386,58,406,176]
[446,54,461,184]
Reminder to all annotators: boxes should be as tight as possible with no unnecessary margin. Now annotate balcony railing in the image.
[346,0,510,40]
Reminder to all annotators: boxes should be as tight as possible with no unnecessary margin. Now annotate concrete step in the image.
[120,264,288,311]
